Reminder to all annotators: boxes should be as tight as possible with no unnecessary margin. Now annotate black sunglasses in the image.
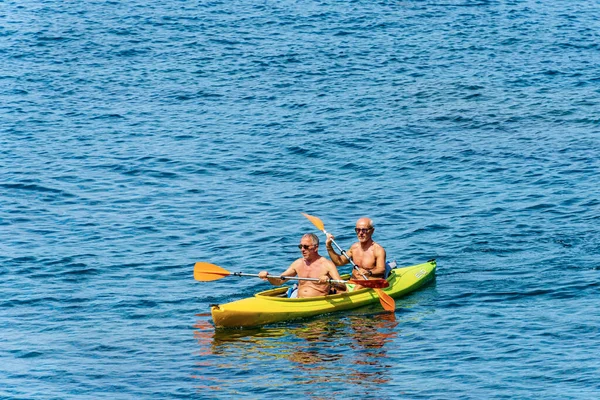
[355,227,373,234]
[297,244,314,250]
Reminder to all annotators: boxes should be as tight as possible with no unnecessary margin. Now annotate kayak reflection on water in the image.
[192,312,399,393]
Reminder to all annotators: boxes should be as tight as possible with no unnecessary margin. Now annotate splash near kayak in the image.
[210,259,436,329]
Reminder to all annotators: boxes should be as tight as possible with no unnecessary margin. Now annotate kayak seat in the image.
[384,260,397,278]
[287,284,298,298]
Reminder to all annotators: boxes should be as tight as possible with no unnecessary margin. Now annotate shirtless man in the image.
[258,233,346,298]
[325,217,387,287]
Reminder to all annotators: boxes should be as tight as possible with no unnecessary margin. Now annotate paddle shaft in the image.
[231,271,347,285]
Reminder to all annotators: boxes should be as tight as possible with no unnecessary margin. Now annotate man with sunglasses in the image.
[325,217,387,283]
[258,233,346,298]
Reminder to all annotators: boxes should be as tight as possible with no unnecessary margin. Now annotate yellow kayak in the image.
[210,259,436,328]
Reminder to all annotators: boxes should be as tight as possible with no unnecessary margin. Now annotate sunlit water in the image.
[1,0,599,398]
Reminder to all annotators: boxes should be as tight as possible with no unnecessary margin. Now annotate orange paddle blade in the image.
[194,262,231,281]
[348,279,389,288]
[302,213,325,231]
[375,289,395,312]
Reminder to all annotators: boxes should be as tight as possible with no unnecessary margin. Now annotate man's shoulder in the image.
[326,255,337,262]
[318,256,335,267]
[374,242,386,254]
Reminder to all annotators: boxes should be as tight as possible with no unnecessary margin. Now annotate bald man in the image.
[325,217,387,285]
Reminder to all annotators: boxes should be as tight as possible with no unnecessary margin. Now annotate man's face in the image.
[355,222,373,243]
[298,238,317,258]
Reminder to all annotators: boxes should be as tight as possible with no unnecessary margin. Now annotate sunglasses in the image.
[297,244,315,250]
[355,227,373,234]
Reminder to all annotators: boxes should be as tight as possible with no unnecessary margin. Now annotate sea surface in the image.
[1,0,599,398]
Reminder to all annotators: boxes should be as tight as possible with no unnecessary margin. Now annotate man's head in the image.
[298,233,319,259]
[355,217,374,243]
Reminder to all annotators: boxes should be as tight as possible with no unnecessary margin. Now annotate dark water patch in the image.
[114,47,151,57]
[553,239,573,248]
[15,350,44,359]
[0,183,75,198]
[580,199,600,208]
[287,146,319,158]
[90,113,126,120]
[36,35,72,43]
[5,256,38,264]
[247,167,296,178]
[45,257,77,266]
[151,263,186,273]
[88,344,130,353]
[31,259,99,281]
[1,296,63,308]
[61,267,99,280]
[114,299,159,310]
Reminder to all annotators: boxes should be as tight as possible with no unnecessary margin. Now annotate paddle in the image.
[194,262,389,288]
[302,213,396,312]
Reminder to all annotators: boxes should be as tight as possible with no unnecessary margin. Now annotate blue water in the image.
[2,0,599,398]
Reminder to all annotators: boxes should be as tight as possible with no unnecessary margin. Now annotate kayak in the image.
[210,259,436,328]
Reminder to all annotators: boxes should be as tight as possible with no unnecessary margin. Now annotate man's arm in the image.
[326,234,351,266]
[371,245,387,277]
[320,259,347,290]
[258,262,298,286]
